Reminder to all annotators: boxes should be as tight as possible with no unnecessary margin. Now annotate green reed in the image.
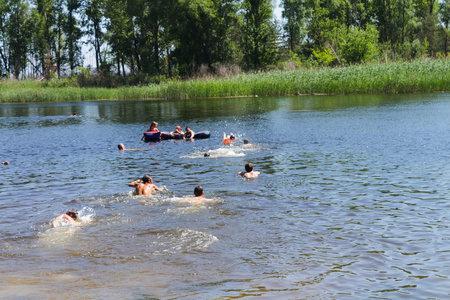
[1,59,450,103]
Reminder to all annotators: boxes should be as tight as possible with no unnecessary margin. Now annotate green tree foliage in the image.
[241,0,277,69]
[65,0,83,74]
[281,0,311,53]
[8,0,33,79]
[341,24,379,63]
[84,0,105,71]
[103,0,134,75]
[0,0,10,76]
[0,0,447,81]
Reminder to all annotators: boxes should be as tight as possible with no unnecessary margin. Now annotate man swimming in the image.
[179,186,218,204]
[129,174,162,195]
[52,210,80,227]
[117,143,144,151]
[238,163,260,179]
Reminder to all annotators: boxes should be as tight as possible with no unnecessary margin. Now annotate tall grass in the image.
[1,59,450,103]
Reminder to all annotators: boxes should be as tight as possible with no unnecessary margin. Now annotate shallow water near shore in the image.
[1,94,449,299]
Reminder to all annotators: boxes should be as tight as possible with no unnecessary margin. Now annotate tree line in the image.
[1,0,449,82]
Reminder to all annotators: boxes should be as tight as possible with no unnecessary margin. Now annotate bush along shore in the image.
[1,59,450,103]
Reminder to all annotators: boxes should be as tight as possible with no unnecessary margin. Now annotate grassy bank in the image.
[1,59,450,103]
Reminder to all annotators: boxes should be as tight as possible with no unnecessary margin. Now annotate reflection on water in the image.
[1,94,450,298]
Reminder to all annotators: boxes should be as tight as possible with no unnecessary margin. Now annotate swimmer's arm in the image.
[52,214,78,227]
[129,180,141,187]
[52,214,65,227]
[154,185,163,192]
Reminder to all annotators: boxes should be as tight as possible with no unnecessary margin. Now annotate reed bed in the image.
[1,59,450,103]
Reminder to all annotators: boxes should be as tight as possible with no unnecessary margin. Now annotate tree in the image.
[341,24,379,63]
[84,0,105,71]
[440,0,450,54]
[103,0,134,75]
[65,0,83,74]
[281,0,310,53]
[8,0,32,79]
[169,0,217,75]
[33,0,57,79]
[0,0,10,76]
[241,0,276,69]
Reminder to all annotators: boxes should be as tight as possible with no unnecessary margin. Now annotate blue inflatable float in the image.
[143,130,210,142]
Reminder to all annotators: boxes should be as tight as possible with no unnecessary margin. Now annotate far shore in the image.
[1,59,449,104]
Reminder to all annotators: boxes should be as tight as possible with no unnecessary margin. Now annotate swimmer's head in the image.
[204,152,210,157]
[244,138,249,144]
[2,161,9,165]
[150,121,158,128]
[142,174,152,184]
[230,133,236,140]
[194,185,203,197]
[118,143,125,150]
[245,163,253,172]
[185,126,190,131]
[66,210,78,220]
[176,126,182,131]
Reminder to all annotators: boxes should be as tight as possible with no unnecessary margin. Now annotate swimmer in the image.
[243,138,250,145]
[141,121,159,140]
[129,174,162,196]
[179,186,218,205]
[1,161,9,165]
[184,126,195,139]
[52,209,80,227]
[204,152,210,157]
[238,163,260,179]
[117,143,144,151]
[223,132,236,144]
[146,121,159,132]
[72,112,77,116]
[171,126,184,138]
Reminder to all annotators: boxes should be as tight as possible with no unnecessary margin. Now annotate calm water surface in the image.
[0,94,449,299]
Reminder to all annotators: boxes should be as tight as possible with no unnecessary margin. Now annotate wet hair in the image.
[245,163,253,172]
[66,210,78,220]
[230,134,236,140]
[194,185,203,197]
[118,143,125,150]
[204,152,210,157]
[151,121,158,127]
[185,126,190,131]
[244,138,249,144]
[142,174,152,184]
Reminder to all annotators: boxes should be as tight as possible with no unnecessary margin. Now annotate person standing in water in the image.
[129,174,162,195]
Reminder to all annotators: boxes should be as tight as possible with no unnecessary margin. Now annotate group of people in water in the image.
[52,121,259,227]
[140,121,195,140]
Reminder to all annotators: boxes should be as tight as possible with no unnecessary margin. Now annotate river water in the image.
[0,94,449,299]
